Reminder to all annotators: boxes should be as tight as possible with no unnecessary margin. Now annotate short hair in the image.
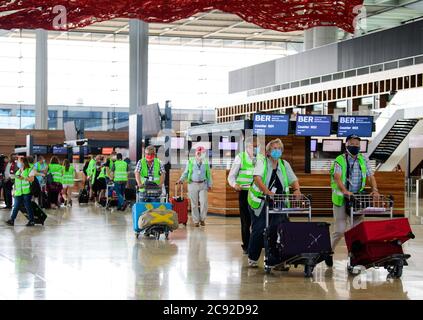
[117,153,123,160]
[265,138,284,154]
[145,146,156,154]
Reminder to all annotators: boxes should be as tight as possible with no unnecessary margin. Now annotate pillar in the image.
[313,26,337,48]
[35,29,48,129]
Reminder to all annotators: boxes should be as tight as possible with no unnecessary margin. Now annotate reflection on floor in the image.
[0,203,422,300]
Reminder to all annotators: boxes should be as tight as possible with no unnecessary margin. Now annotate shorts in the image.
[93,178,107,192]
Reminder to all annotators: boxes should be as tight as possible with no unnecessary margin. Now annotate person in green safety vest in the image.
[86,155,99,201]
[177,146,212,227]
[47,156,64,209]
[111,153,129,211]
[247,138,301,269]
[92,157,107,207]
[62,159,75,207]
[228,137,259,255]
[33,155,48,186]
[134,145,166,196]
[5,156,36,227]
[325,134,380,267]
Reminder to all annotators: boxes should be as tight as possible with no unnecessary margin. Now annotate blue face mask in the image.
[270,149,282,159]
[17,162,23,169]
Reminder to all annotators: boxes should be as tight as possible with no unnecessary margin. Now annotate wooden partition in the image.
[169,169,406,217]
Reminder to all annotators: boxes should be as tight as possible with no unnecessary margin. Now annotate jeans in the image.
[10,194,33,222]
[114,182,126,209]
[4,179,13,208]
[248,205,285,262]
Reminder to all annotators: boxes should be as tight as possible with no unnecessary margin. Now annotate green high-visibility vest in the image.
[140,158,161,185]
[235,152,255,190]
[330,154,367,207]
[248,156,289,210]
[48,164,63,184]
[187,158,210,183]
[113,160,128,182]
[87,159,96,177]
[91,166,106,184]
[14,168,31,196]
[62,166,75,185]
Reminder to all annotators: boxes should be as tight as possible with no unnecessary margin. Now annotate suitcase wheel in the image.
[165,231,169,240]
[154,231,160,240]
[264,266,272,274]
[387,265,403,279]
[135,232,140,239]
[304,265,314,278]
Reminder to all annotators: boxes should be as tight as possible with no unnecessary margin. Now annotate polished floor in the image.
[0,200,422,300]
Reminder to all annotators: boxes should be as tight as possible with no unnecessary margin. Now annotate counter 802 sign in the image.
[253,114,290,136]
[337,115,373,137]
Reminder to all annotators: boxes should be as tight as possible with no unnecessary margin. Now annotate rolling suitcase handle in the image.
[174,183,184,200]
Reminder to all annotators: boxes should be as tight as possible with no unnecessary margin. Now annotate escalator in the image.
[370,119,419,162]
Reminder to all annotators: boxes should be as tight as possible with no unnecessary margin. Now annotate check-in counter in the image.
[169,169,405,217]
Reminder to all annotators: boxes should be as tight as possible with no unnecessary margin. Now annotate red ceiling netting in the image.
[0,1,364,33]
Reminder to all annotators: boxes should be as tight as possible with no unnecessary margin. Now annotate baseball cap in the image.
[346,134,361,142]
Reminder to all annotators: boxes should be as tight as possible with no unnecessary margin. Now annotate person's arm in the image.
[365,160,379,196]
[228,155,242,190]
[178,162,189,184]
[159,161,166,186]
[134,161,142,187]
[206,163,212,190]
[27,169,35,183]
[333,163,352,196]
[252,157,273,196]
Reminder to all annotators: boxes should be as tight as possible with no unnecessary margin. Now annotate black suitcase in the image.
[20,201,47,225]
[78,188,89,204]
[276,222,332,258]
[39,191,50,209]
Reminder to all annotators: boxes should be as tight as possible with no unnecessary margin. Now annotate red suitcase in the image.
[170,184,189,225]
[345,218,414,251]
[350,242,404,266]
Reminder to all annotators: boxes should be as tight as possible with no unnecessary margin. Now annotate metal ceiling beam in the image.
[159,10,218,36]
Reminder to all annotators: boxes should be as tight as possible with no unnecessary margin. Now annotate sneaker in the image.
[194,223,200,227]
[242,249,248,255]
[200,221,205,226]
[5,219,14,226]
[325,256,333,268]
[25,221,35,227]
[248,259,258,268]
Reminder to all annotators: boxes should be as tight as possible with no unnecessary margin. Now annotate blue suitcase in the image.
[132,202,172,234]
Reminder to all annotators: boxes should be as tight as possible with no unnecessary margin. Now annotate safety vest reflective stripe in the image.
[330,154,367,206]
[114,160,128,182]
[49,164,63,183]
[235,152,254,190]
[187,158,210,183]
[14,168,31,196]
[140,158,161,184]
[62,167,75,185]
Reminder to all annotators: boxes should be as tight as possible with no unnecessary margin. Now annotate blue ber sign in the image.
[253,114,289,136]
[296,115,332,136]
[337,116,373,137]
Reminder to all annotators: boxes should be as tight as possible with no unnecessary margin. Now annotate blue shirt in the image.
[33,162,47,184]
[180,159,212,188]
[334,154,373,193]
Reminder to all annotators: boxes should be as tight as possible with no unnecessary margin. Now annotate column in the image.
[129,19,149,115]
[304,28,314,51]
[35,29,48,129]
[313,26,337,48]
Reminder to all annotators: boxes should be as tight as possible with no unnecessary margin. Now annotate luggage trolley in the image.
[135,184,171,240]
[105,181,118,209]
[262,194,332,277]
[346,194,413,278]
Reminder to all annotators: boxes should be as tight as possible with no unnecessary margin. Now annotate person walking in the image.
[178,146,212,227]
[134,146,166,196]
[62,159,75,207]
[2,153,17,210]
[111,153,129,211]
[46,156,63,209]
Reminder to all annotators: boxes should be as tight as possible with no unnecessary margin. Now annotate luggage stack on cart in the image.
[132,183,178,240]
[105,182,119,209]
[170,184,189,226]
[344,194,415,278]
[263,194,333,277]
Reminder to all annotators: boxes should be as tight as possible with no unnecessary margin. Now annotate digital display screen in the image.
[337,116,373,137]
[171,137,185,149]
[310,139,317,152]
[322,139,343,152]
[360,140,369,153]
[33,145,48,154]
[102,148,114,155]
[52,146,68,155]
[253,113,290,136]
[296,115,332,136]
[218,142,238,150]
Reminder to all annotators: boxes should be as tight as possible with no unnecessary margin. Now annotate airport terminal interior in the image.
[1,1,423,300]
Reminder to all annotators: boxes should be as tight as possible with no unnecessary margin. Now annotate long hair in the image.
[63,159,70,171]
[20,156,30,170]
[50,156,59,165]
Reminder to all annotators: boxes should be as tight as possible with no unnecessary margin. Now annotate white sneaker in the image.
[248,259,258,268]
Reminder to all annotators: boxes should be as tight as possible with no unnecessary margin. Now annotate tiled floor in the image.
[0,202,422,300]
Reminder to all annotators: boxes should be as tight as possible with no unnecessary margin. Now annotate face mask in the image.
[270,149,282,160]
[146,154,155,162]
[253,146,260,156]
[347,146,360,156]
[17,162,23,169]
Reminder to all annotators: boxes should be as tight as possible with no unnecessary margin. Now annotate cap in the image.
[346,134,361,142]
